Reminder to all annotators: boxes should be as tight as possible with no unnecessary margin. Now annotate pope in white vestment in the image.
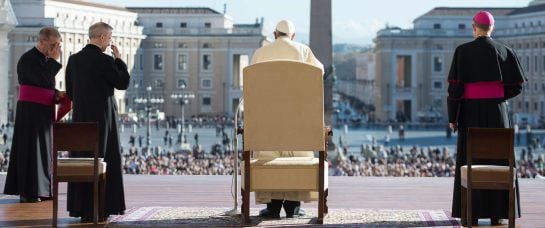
[249,19,324,218]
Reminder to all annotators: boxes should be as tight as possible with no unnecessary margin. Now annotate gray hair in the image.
[38,27,61,41]
[88,22,113,39]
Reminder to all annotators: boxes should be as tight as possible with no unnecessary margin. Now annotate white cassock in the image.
[250,36,324,204]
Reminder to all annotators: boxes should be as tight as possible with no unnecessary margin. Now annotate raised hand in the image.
[111,44,121,59]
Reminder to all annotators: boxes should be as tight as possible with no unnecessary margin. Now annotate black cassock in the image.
[65,44,130,218]
[447,36,527,219]
[4,48,61,198]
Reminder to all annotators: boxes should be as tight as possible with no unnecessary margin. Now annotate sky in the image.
[92,0,533,45]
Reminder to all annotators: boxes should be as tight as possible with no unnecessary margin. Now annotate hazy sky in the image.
[92,0,533,45]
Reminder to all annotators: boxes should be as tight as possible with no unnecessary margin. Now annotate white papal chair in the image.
[240,60,331,224]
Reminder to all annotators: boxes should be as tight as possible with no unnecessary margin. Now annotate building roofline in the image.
[51,0,131,12]
[429,7,519,10]
[508,3,545,15]
[414,6,519,23]
[234,23,261,28]
[143,34,265,38]
[126,7,221,15]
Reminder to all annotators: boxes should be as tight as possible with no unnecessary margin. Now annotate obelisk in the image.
[309,0,333,126]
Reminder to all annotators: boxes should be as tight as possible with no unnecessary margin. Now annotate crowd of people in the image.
[333,145,545,178]
[517,148,545,178]
[0,149,9,173]
[2,137,545,179]
[0,124,11,173]
[114,142,545,179]
[122,146,235,175]
[2,139,544,179]
[332,145,456,177]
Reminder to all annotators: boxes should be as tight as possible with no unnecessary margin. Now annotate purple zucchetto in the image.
[473,11,494,26]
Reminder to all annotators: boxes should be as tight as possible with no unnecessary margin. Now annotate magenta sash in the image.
[464,81,504,99]
[18,85,55,106]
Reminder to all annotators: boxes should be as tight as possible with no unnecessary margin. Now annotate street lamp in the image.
[170,91,195,147]
[150,95,165,131]
[145,86,152,148]
[134,86,165,149]
[133,97,147,146]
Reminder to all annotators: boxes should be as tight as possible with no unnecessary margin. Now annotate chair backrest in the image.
[467,127,514,161]
[243,60,325,151]
[52,122,100,226]
[54,122,99,152]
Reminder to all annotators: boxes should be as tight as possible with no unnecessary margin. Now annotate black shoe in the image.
[286,207,305,218]
[39,196,52,201]
[19,196,41,203]
[259,208,280,219]
[80,216,92,223]
[490,218,503,225]
[461,218,478,226]
[98,215,109,222]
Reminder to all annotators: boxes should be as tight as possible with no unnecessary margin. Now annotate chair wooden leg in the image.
[242,151,251,225]
[99,174,106,222]
[52,180,58,227]
[241,188,249,224]
[93,178,98,224]
[467,187,472,228]
[461,187,466,226]
[509,188,515,228]
[318,188,324,224]
[317,151,325,224]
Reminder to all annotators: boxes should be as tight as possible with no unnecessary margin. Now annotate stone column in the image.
[309,0,333,126]
[0,0,17,124]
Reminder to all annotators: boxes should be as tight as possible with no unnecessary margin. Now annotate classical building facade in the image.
[374,0,545,125]
[5,1,265,122]
[8,0,144,121]
[0,0,16,124]
[126,7,266,119]
[335,50,376,109]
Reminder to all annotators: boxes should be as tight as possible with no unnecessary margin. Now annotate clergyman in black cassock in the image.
[65,22,130,221]
[447,11,527,225]
[3,28,63,203]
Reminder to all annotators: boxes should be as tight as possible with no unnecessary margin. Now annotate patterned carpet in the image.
[106,207,460,227]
